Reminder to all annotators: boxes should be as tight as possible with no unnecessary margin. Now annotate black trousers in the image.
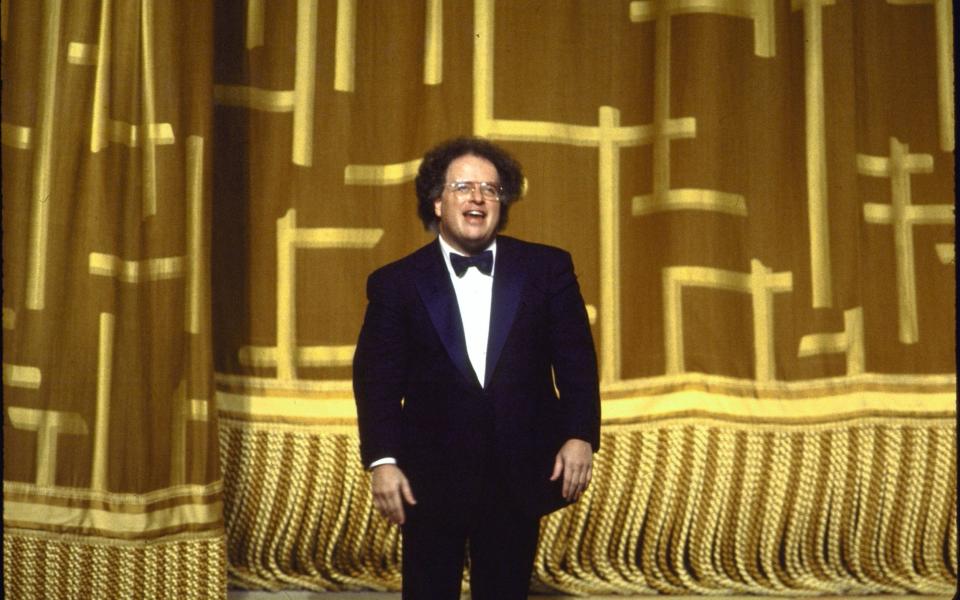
[400,465,541,600]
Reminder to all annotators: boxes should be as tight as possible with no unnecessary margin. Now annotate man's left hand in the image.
[550,438,593,501]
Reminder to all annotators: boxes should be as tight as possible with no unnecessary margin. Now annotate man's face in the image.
[434,154,502,256]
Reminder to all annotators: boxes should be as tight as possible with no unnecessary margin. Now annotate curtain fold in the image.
[3,1,225,598]
[210,0,955,594]
[4,0,956,597]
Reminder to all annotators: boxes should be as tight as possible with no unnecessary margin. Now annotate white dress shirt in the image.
[437,234,495,387]
[369,235,496,469]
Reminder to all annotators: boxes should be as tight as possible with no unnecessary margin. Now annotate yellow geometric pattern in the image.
[204,1,954,594]
[6,407,88,487]
[344,157,423,186]
[3,0,955,597]
[1,121,32,149]
[215,0,318,166]
[629,0,768,219]
[792,0,836,309]
[662,260,793,381]
[237,209,383,381]
[3,2,223,597]
[886,0,955,152]
[858,137,953,345]
[88,253,186,282]
[23,0,63,312]
[2,363,42,390]
[90,312,115,492]
[797,307,866,375]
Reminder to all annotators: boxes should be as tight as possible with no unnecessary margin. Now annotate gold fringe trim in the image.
[219,419,958,595]
[3,530,227,599]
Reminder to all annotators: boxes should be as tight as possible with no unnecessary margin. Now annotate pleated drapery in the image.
[3,2,225,598]
[3,1,956,597]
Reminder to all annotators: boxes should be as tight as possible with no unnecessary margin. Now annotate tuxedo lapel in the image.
[414,241,481,387]
[484,237,524,387]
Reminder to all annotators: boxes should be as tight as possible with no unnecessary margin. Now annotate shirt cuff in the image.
[369,457,397,469]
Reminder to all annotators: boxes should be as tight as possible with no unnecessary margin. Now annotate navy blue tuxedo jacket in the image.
[353,235,600,518]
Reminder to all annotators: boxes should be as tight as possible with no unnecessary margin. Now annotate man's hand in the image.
[550,438,593,502]
[370,464,417,525]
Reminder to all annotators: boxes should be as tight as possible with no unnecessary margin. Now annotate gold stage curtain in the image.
[211,0,956,595]
[4,0,956,597]
[2,1,225,598]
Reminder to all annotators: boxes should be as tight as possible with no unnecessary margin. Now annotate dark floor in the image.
[228,591,954,600]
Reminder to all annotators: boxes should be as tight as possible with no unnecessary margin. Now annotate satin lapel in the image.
[485,238,524,387]
[414,241,480,388]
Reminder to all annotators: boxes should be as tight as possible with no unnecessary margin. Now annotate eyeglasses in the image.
[443,181,503,202]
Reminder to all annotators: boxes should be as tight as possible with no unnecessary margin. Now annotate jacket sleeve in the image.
[547,251,601,451]
[353,268,409,467]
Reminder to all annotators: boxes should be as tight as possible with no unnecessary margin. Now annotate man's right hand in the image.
[370,464,417,525]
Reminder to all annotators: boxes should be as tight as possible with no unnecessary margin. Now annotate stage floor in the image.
[228,592,954,600]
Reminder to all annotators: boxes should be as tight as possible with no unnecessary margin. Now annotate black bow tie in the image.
[450,250,493,277]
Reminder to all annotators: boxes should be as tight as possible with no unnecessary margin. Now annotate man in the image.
[353,137,600,599]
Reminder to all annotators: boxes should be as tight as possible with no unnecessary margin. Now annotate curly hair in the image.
[414,137,524,231]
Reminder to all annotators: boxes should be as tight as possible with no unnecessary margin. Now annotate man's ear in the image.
[434,197,442,218]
